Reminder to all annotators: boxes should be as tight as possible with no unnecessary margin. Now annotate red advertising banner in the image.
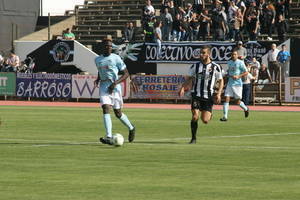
[130,75,189,99]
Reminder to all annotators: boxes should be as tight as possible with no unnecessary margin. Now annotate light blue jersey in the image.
[227,59,247,86]
[95,53,126,94]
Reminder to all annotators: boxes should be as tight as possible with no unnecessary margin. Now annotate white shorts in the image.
[225,85,242,99]
[100,90,123,109]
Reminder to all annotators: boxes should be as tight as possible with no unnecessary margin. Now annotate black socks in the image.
[190,120,198,139]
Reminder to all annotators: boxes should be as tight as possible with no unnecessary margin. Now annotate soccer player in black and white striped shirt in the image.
[179,46,224,144]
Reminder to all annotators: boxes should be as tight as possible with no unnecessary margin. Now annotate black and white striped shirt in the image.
[189,61,223,99]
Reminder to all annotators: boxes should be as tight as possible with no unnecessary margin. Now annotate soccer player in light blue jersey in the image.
[94,38,135,145]
[220,50,249,121]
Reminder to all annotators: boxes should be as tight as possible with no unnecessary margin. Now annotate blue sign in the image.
[16,73,72,98]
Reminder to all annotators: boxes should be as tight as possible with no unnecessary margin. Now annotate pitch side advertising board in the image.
[285,77,300,102]
[0,72,16,96]
[71,75,130,99]
[16,73,72,98]
[130,75,189,99]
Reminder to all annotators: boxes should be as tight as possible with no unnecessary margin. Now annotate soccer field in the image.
[0,105,300,200]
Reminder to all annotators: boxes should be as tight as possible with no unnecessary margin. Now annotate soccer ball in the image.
[113,133,124,146]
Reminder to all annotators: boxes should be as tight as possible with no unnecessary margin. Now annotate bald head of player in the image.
[200,46,211,64]
[101,38,113,56]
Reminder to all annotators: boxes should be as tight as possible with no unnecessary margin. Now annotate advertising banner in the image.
[285,77,300,102]
[144,41,267,64]
[72,74,130,99]
[130,75,189,99]
[0,72,16,96]
[16,73,72,98]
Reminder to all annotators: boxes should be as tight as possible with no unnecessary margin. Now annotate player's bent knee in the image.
[114,109,122,118]
[202,119,209,124]
[192,116,199,121]
[102,105,110,114]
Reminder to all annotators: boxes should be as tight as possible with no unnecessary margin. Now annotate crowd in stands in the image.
[140,0,291,43]
[0,51,34,73]
[240,43,290,104]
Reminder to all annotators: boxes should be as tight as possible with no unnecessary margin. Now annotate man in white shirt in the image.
[154,21,162,59]
[267,43,280,82]
[7,51,20,72]
[143,0,155,17]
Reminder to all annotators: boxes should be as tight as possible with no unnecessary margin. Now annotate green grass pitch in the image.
[0,105,300,200]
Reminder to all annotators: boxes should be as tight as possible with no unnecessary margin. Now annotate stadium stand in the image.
[72,0,300,46]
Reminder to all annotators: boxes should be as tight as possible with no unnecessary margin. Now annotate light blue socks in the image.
[239,101,248,111]
[223,102,229,119]
[103,114,112,138]
[119,113,134,130]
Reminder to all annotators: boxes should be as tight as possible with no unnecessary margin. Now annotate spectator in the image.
[198,9,211,41]
[245,2,260,40]
[250,57,261,79]
[173,0,183,8]
[258,0,268,32]
[242,62,255,105]
[189,13,200,41]
[228,1,238,41]
[143,0,155,18]
[172,13,182,41]
[275,0,285,21]
[193,0,205,15]
[181,16,191,41]
[63,28,75,40]
[0,53,3,63]
[235,0,246,16]
[167,0,178,19]
[221,0,230,13]
[276,14,288,43]
[160,0,169,14]
[277,44,291,82]
[1,57,14,72]
[257,63,272,90]
[232,8,244,41]
[284,0,291,20]
[124,22,136,42]
[267,43,280,82]
[154,21,163,58]
[183,3,194,19]
[142,0,155,28]
[246,10,259,41]
[211,4,226,41]
[0,53,3,69]
[144,17,155,42]
[0,54,4,71]
[233,41,247,61]
[161,8,173,41]
[264,3,276,41]
[7,50,20,72]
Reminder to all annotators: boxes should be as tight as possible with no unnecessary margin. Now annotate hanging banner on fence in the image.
[130,75,189,99]
[144,41,267,64]
[72,74,130,99]
[0,72,16,96]
[16,73,72,98]
[285,77,300,102]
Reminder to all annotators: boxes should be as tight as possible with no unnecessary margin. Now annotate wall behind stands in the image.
[0,0,40,52]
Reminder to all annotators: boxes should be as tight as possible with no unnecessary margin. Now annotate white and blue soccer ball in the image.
[113,133,124,146]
